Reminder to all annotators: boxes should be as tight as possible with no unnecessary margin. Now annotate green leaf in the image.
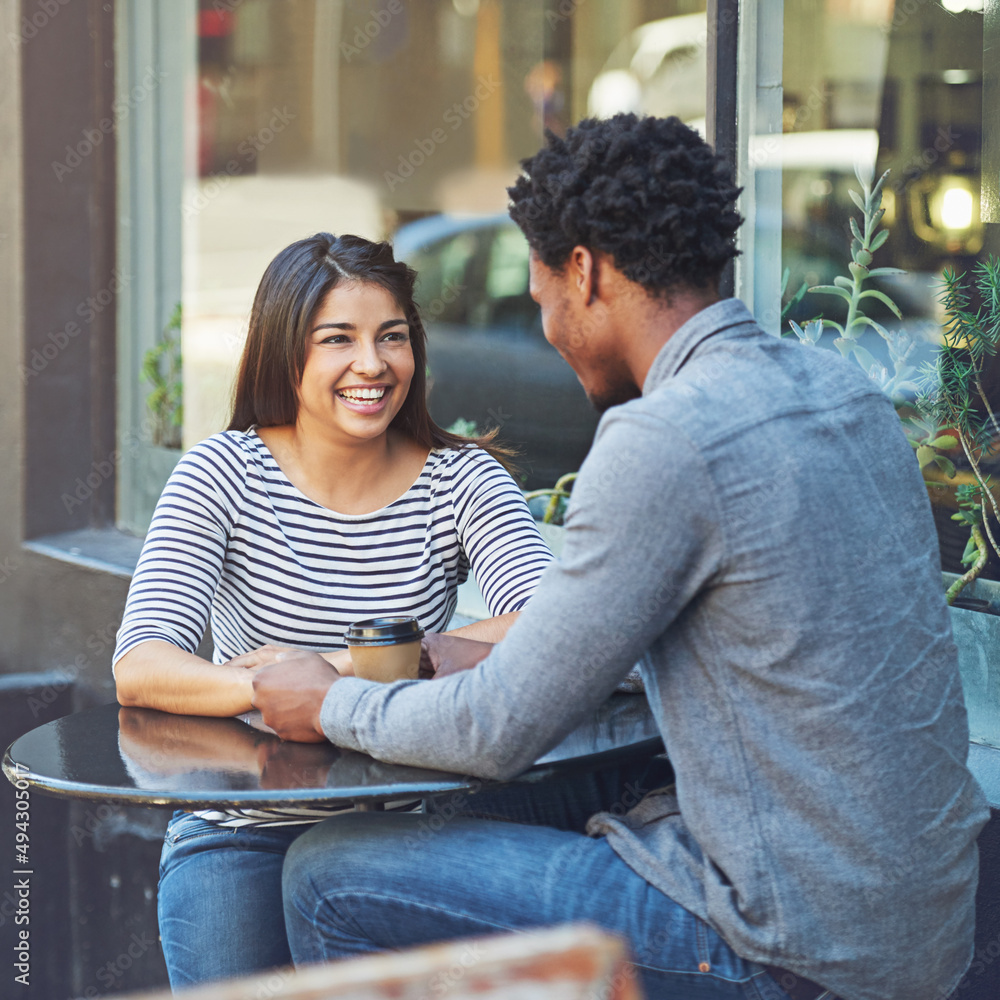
[834,276,853,289]
[916,445,937,468]
[961,536,978,566]
[811,284,853,303]
[871,169,890,203]
[851,315,891,340]
[849,189,866,212]
[933,454,957,478]
[870,229,889,251]
[858,289,903,319]
[850,218,863,242]
[928,434,959,450]
[850,344,878,373]
[866,267,907,278]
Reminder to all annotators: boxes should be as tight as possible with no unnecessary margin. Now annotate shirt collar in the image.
[642,298,757,396]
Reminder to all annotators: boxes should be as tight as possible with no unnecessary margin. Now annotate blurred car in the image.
[587,12,707,133]
[393,214,599,489]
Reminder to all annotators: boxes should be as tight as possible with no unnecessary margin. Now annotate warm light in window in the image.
[940,187,974,230]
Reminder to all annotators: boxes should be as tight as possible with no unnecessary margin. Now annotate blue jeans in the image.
[157,759,663,990]
[158,812,312,989]
[282,786,811,999]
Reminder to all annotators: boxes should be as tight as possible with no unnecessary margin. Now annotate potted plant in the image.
[136,303,184,521]
[786,169,1000,607]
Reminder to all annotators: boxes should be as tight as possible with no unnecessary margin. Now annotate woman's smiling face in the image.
[296,281,415,442]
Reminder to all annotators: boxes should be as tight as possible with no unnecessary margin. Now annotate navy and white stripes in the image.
[114,430,553,669]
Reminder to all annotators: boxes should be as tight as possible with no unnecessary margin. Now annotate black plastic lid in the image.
[345,616,425,646]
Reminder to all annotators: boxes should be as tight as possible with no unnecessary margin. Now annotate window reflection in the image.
[781,0,997,575]
[184,0,707,488]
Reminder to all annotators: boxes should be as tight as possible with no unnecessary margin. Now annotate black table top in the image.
[3,695,662,809]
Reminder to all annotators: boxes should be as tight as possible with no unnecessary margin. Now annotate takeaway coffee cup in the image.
[345,616,425,683]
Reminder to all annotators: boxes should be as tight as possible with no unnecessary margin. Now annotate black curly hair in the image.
[507,114,743,299]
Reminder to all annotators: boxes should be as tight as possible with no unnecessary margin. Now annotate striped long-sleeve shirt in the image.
[114,429,553,826]
[114,429,553,668]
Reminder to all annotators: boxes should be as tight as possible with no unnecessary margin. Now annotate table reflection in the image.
[4,694,662,809]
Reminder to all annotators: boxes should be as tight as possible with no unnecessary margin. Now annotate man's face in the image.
[528,250,640,414]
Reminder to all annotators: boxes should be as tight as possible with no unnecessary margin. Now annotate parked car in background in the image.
[393,214,599,489]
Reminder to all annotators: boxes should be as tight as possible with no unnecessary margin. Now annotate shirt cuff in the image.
[318,676,378,749]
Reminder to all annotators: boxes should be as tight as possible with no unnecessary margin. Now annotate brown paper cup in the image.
[347,639,421,683]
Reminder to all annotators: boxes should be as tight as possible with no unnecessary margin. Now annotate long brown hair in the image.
[228,233,517,471]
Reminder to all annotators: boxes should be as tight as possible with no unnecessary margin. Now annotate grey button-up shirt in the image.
[321,298,990,1000]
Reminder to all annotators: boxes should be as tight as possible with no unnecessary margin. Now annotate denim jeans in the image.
[158,812,312,989]
[282,763,817,1000]
[156,758,664,990]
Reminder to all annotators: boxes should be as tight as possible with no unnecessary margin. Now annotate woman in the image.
[113,233,553,988]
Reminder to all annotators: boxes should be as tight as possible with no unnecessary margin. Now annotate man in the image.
[253,114,989,1000]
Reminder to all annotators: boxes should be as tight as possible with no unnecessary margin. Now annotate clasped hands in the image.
[241,632,494,743]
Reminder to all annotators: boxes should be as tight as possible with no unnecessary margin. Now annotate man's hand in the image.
[420,633,495,680]
[255,739,334,789]
[251,651,341,743]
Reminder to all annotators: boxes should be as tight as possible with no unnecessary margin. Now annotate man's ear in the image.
[568,246,599,306]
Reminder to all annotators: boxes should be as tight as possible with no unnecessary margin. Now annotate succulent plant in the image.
[788,166,915,400]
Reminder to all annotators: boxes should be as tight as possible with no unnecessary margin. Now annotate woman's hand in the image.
[226,645,295,670]
[229,645,355,676]
[420,633,495,680]
[320,649,355,675]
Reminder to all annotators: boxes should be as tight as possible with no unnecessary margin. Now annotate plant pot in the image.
[951,596,993,614]
[946,573,1000,750]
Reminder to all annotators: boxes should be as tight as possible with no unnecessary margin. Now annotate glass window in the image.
[760,1,998,578]
[166,0,709,495]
